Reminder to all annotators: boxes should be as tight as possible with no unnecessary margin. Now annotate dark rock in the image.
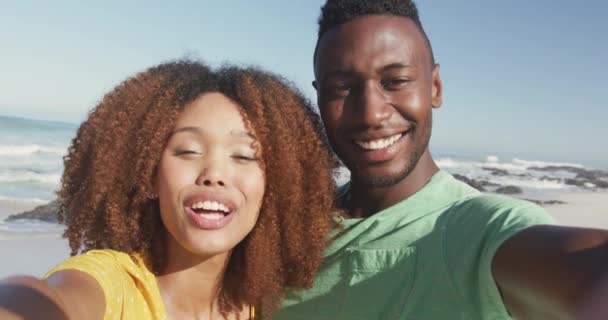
[564,178,608,189]
[530,166,608,184]
[528,165,608,189]
[453,174,486,191]
[523,198,566,206]
[5,199,60,223]
[539,176,561,182]
[482,167,510,176]
[528,165,586,175]
[495,185,523,195]
[479,180,500,188]
[564,179,585,187]
[543,200,567,205]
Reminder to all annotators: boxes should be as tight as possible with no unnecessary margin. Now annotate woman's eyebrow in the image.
[230,130,256,140]
[171,126,202,136]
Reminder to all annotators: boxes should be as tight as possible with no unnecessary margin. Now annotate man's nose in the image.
[351,82,392,127]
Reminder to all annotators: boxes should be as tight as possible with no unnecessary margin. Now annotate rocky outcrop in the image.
[5,199,60,223]
[482,167,510,176]
[495,185,523,195]
[453,174,565,206]
[523,199,566,206]
[453,174,486,191]
[529,166,608,189]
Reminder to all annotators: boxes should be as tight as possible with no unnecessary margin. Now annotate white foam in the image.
[0,171,61,185]
[490,176,572,190]
[0,220,64,240]
[0,145,67,157]
[434,155,597,193]
[511,158,584,169]
[435,157,476,169]
[0,194,48,203]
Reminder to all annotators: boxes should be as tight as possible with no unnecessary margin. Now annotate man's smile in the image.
[354,133,403,150]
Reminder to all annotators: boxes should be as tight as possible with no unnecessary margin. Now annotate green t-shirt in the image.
[274,171,555,319]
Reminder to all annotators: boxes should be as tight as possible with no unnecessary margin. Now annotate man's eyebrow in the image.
[321,69,352,82]
[320,63,411,82]
[378,63,412,73]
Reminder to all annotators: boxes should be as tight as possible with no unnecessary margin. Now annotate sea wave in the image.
[511,158,584,169]
[0,195,48,205]
[0,219,64,239]
[0,170,60,185]
[0,144,67,157]
[435,155,591,191]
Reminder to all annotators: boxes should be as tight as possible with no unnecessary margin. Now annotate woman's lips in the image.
[185,206,235,230]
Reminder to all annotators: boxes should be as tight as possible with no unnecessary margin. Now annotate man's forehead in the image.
[314,15,426,77]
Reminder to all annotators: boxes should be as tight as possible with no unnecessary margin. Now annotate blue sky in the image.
[1,0,606,167]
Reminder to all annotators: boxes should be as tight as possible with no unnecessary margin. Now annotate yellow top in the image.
[44,249,255,320]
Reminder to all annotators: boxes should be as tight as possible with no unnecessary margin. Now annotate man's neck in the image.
[347,149,439,218]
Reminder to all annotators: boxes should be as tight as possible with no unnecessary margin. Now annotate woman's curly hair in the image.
[58,60,339,317]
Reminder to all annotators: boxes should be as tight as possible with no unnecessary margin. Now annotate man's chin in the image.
[353,169,411,188]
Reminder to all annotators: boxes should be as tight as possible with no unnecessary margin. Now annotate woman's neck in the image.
[156,239,238,319]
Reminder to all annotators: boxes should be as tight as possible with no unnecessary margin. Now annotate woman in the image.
[0,60,337,319]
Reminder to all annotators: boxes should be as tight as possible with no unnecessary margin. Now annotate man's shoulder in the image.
[457,192,542,210]
[444,192,555,235]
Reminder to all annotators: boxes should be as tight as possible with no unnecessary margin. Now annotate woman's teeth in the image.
[190,200,230,213]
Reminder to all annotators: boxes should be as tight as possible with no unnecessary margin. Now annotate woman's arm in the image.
[0,270,105,320]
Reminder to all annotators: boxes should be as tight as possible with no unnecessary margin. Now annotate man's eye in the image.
[323,83,351,98]
[382,78,410,90]
[333,84,351,91]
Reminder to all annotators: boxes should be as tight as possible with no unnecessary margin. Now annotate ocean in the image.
[1,115,606,239]
[0,115,74,239]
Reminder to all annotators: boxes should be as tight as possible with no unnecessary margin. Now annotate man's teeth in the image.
[191,201,230,213]
[355,134,402,150]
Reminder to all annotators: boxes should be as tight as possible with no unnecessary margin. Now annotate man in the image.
[274,0,608,319]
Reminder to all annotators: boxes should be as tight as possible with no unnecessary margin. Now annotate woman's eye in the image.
[232,154,258,162]
[174,149,200,156]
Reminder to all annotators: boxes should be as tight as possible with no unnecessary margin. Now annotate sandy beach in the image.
[0,191,606,278]
[0,234,69,278]
[545,191,608,229]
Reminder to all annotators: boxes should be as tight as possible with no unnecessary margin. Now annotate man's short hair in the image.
[314,0,435,65]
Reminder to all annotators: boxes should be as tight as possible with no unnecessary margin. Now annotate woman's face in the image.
[155,92,265,258]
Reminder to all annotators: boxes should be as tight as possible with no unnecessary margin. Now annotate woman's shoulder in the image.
[44,249,157,288]
[43,249,165,318]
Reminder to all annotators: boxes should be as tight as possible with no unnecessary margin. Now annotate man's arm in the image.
[0,270,105,320]
[493,225,608,319]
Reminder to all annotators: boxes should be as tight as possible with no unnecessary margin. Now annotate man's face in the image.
[314,15,442,187]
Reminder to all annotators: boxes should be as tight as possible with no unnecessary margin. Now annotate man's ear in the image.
[431,64,443,109]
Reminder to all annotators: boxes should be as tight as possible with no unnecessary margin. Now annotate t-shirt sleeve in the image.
[443,194,555,319]
[42,249,127,319]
